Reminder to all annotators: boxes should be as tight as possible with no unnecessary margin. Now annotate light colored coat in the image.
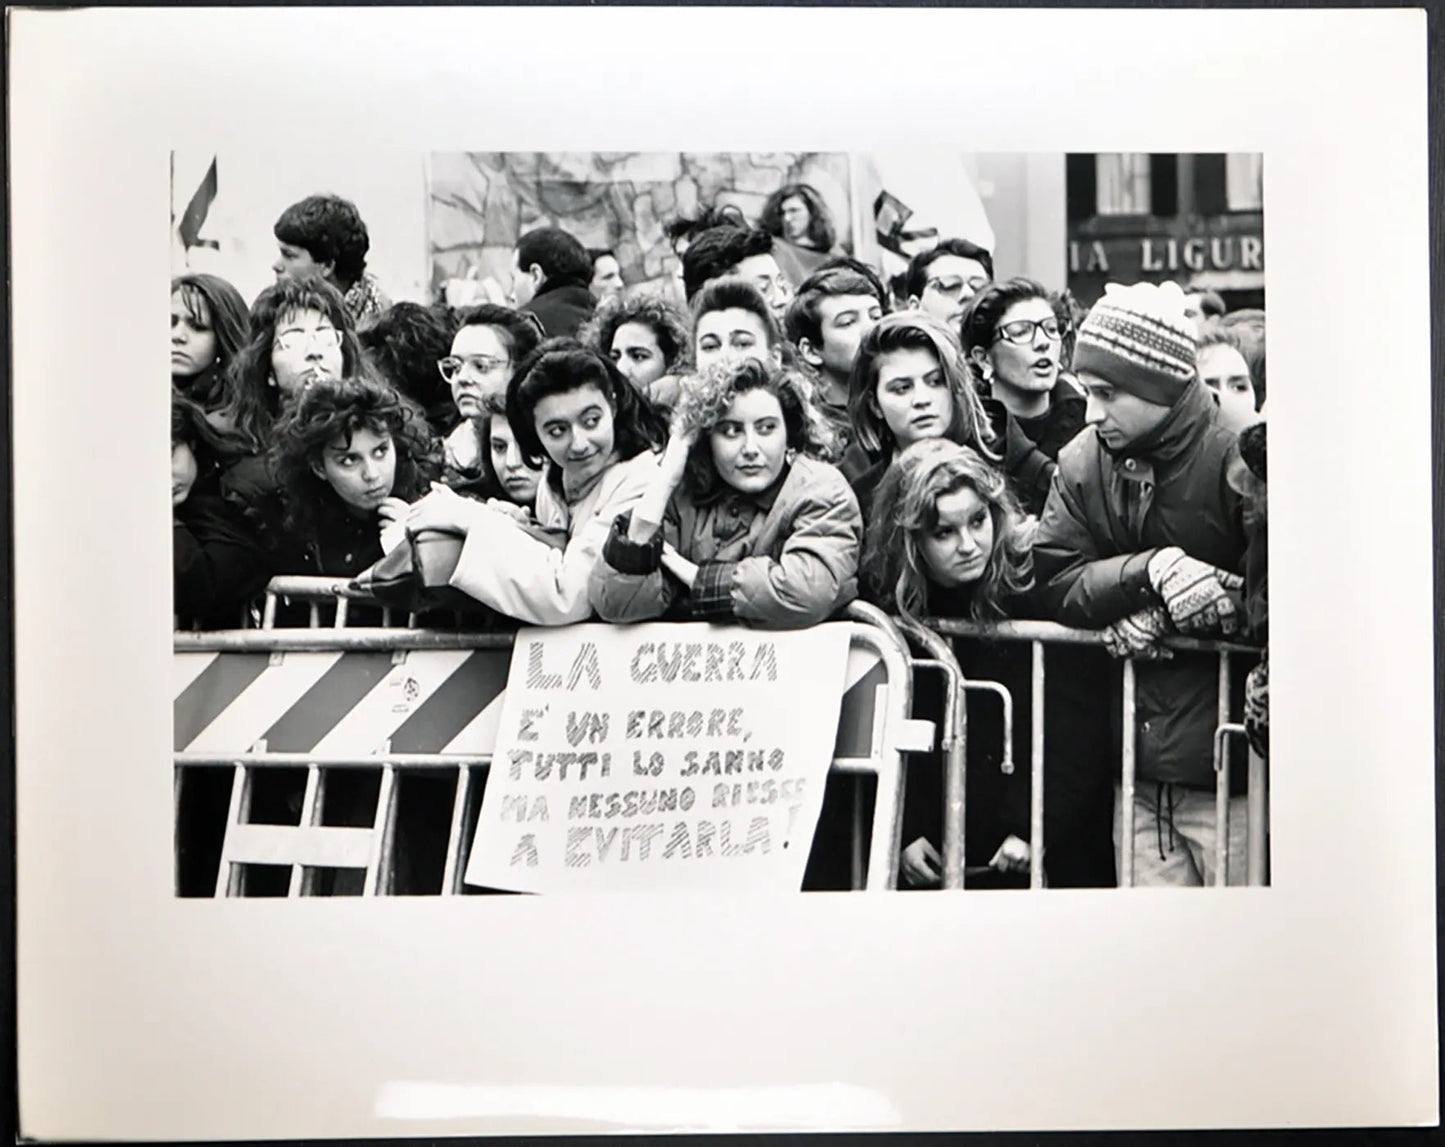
[448,450,660,625]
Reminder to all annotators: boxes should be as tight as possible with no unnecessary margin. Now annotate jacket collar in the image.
[697,459,794,515]
[1111,378,1217,466]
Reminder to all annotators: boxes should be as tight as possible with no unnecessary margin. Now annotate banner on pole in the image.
[464,622,852,893]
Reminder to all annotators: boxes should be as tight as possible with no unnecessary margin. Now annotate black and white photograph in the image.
[10,6,1437,1140]
[169,148,1271,897]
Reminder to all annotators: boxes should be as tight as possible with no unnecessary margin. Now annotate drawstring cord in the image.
[1155,782,1179,861]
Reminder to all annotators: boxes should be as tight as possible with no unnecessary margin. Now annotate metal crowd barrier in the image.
[173,581,930,895]
[923,617,1268,888]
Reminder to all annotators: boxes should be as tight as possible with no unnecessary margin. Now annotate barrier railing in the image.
[174,587,929,895]
[924,616,1268,888]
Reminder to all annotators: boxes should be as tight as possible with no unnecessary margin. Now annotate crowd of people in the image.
[172,186,1269,892]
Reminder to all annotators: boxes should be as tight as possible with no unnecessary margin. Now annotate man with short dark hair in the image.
[272,193,391,328]
[588,248,625,300]
[784,259,887,472]
[904,237,994,328]
[680,224,792,323]
[510,227,597,338]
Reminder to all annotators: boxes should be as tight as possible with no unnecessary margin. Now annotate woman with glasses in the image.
[845,311,999,524]
[959,278,1088,516]
[171,273,250,410]
[588,357,860,629]
[405,340,667,626]
[437,303,544,499]
[207,278,377,549]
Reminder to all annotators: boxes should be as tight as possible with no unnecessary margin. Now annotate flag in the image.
[177,157,218,250]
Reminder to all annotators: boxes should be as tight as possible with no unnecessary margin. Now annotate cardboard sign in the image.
[464,622,852,893]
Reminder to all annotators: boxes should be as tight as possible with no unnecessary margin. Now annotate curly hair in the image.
[848,310,998,463]
[861,439,1032,623]
[669,358,828,500]
[665,204,748,251]
[578,292,692,375]
[218,277,369,453]
[273,194,371,290]
[506,339,668,470]
[358,301,461,429]
[172,273,251,407]
[759,183,836,253]
[270,375,439,544]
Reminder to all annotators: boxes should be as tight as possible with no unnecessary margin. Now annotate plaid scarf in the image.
[344,271,391,331]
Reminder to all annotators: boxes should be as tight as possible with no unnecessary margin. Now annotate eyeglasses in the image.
[274,326,343,353]
[926,276,990,300]
[994,317,1064,346]
[438,354,511,383]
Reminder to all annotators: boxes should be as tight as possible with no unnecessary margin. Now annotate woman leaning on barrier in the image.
[863,439,1117,889]
[269,375,440,609]
[404,339,668,625]
[588,357,861,629]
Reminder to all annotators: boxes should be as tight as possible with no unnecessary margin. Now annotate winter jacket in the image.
[589,455,861,630]
[1033,378,1250,790]
[173,460,272,630]
[981,380,1089,517]
[521,281,596,340]
[447,450,660,625]
[440,419,505,502]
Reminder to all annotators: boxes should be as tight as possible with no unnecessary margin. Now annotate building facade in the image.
[1065,153,1264,311]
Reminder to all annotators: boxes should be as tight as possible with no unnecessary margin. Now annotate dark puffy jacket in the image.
[1033,379,1250,790]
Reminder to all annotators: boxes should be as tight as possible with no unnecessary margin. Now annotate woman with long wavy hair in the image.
[862,438,1116,891]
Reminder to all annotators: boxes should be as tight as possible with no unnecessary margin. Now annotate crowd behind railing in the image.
[173,189,1269,891]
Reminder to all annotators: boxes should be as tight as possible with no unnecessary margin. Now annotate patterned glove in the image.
[1147,546,1246,636]
[1101,606,1175,660]
[1243,651,1269,761]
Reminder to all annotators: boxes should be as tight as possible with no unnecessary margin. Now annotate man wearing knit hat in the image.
[1034,281,1252,887]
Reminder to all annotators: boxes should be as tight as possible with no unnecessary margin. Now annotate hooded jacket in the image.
[1033,378,1250,789]
[589,454,860,629]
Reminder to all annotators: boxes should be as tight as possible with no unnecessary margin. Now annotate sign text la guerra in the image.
[523,637,781,691]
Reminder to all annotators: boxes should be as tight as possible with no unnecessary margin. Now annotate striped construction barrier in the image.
[174,611,928,897]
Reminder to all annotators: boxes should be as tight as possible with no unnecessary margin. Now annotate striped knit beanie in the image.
[1074,281,1198,407]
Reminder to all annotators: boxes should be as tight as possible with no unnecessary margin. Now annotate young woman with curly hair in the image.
[269,374,439,582]
[862,438,1117,890]
[589,356,860,629]
[578,291,692,403]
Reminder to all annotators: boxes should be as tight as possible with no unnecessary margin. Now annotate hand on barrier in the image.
[900,836,942,888]
[1147,546,1246,636]
[1101,606,1174,660]
[989,834,1031,875]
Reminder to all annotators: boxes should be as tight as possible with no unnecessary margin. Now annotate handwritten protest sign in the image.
[464,621,852,892]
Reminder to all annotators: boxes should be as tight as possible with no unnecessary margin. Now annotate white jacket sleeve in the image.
[446,453,659,625]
